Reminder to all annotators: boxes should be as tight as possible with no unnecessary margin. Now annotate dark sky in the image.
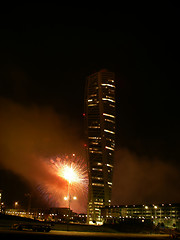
[0,4,180,210]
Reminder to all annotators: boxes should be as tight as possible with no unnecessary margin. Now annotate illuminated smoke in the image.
[112,148,180,205]
[0,98,88,212]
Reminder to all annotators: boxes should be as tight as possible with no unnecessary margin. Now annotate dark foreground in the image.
[0,215,176,239]
[0,229,171,240]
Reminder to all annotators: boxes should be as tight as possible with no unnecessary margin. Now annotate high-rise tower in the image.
[85,69,115,224]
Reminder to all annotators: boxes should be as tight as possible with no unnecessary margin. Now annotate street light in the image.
[64,194,77,230]
[15,202,18,209]
[62,164,79,230]
[154,205,158,224]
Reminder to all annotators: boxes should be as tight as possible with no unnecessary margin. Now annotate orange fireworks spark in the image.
[38,154,88,212]
[50,154,88,190]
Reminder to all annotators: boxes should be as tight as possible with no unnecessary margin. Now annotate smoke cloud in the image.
[1,97,179,212]
[112,148,180,205]
[0,97,87,212]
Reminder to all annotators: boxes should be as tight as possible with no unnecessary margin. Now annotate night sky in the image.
[0,4,180,211]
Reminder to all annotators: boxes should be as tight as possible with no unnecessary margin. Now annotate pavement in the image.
[0,229,171,240]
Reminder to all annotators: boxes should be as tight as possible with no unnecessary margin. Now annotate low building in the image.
[5,209,27,217]
[101,203,180,229]
[5,207,87,224]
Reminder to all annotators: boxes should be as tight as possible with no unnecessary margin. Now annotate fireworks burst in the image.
[38,154,88,212]
[51,154,88,188]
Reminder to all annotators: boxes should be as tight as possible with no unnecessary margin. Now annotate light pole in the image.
[64,194,77,230]
[154,205,158,225]
[15,201,18,209]
[62,163,78,231]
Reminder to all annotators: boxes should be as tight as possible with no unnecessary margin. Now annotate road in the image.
[0,229,171,240]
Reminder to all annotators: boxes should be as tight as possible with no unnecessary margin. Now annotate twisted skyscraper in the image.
[85,69,115,224]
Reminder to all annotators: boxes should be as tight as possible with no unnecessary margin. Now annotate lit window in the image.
[88,104,97,107]
[89,147,99,151]
[92,168,102,171]
[92,183,104,187]
[106,95,114,99]
[106,164,113,168]
[101,84,115,88]
[105,119,115,124]
[89,137,101,139]
[89,151,102,154]
[94,202,104,205]
[103,113,115,119]
[105,146,114,151]
[88,126,100,128]
[90,94,97,97]
[92,177,103,180]
[88,99,93,102]
[102,98,115,103]
[104,129,115,134]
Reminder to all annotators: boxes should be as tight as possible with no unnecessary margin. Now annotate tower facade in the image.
[85,70,115,224]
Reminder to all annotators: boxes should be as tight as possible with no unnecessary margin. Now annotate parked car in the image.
[11,223,51,232]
